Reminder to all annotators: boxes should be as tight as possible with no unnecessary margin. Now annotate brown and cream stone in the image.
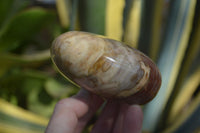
[51,31,161,105]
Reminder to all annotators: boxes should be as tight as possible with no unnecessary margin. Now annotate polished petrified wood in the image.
[51,31,161,105]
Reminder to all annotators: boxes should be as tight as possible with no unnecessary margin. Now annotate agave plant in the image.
[0,0,199,133]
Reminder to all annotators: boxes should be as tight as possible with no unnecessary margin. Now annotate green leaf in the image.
[0,50,50,77]
[78,0,106,35]
[163,80,200,132]
[0,0,30,30]
[0,49,50,66]
[27,88,56,117]
[105,0,124,41]
[56,0,70,28]
[2,69,57,117]
[0,0,14,28]
[138,0,165,58]
[0,8,55,52]
[69,0,79,30]
[173,95,200,133]
[0,98,48,133]
[137,0,154,55]
[123,0,142,48]
[162,11,200,127]
[168,68,200,124]
[148,0,165,61]
[45,78,77,98]
[0,68,50,106]
[143,0,197,131]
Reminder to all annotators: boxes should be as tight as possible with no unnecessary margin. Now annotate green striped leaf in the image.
[163,78,200,132]
[105,0,124,41]
[123,0,142,48]
[0,99,48,133]
[163,8,200,127]
[143,0,197,131]
[56,0,71,29]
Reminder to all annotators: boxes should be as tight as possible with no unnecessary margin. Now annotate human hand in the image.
[45,89,143,133]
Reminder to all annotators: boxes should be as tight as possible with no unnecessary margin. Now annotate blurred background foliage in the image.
[0,0,199,133]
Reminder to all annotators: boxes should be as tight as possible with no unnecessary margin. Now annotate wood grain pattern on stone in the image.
[51,31,161,105]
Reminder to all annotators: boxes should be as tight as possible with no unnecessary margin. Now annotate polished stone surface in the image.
[51,31,161,104]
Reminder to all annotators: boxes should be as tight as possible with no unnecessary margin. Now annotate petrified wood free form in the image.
[51,31,161,105]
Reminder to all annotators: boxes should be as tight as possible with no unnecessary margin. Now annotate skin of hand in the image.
[45,89,143,133]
